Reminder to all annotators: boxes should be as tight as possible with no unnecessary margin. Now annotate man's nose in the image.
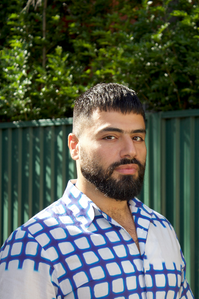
[120,136,137,159]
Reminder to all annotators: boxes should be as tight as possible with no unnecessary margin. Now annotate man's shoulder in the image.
[19,180,78,233]
[0,196,65,249]
[132,197,174,231]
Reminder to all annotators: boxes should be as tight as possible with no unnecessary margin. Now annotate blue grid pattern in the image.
[0,181,194,299]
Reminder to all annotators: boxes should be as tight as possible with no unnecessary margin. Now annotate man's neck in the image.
[75,177,129,217]
[75,178,140,253]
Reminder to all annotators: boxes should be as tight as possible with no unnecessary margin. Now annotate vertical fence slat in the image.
[174,118,180,238]
[56,127,63,199]
[182,117,191,285]
[2,130,8,242]
[39,127,44,211]
[0,129,2,245]
[8,129,12,237]
[51,126,55,204]
[28,127,33,219]
[152,113,161,213]
[146,114,161,212]
[161,118,166,217]
[62,125,66,191]
[67,129,76,182]
[194,117,199,298]
[143,116,150,207]
[190,117,195,292]
[18,128,22,227]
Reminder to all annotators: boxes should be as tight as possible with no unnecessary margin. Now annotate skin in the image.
[68,109,147,252]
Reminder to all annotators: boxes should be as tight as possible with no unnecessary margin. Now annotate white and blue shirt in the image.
[0,180,194,298]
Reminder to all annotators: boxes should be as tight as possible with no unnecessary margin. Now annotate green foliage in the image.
[32,46,78,119]
[0,1,81,121]
[0,0,199,121]
[0,39,33,120]
[130,0,199,110]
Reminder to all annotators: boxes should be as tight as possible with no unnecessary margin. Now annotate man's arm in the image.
[179,251,194,298]
[0,228,57,299]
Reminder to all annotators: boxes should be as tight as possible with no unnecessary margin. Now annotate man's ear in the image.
[68,133,79,160]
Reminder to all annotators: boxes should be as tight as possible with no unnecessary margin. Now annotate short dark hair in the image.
[73,83,145,135]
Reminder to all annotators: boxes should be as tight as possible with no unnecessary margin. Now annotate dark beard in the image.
[81,157,145,201]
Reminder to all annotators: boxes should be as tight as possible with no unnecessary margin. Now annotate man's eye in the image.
[133,136,143,142]
[104,136,116,140]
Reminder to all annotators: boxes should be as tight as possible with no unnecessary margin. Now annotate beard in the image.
[80,148,146,201]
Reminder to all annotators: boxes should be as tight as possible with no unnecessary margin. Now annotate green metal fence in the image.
[0,110,199,297]
[0,118,76,244]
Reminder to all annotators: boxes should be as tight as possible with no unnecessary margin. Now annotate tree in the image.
[0,0,199,121]
[23,0,48,68]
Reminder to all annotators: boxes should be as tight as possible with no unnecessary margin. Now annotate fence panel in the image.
[139,110,199,297]
[0,118,76,245]
[160,111,199,297]
[0,110,199,297]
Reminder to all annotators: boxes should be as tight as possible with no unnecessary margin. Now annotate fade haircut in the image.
[73,83,145,136]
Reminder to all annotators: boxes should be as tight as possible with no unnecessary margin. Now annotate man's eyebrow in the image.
[98,127,146,134]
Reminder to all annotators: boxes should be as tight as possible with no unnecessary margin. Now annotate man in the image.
[0,83,194,298]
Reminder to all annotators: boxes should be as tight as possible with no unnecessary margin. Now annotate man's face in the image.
[77,110,147,201]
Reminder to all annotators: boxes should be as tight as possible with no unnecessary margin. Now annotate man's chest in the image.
[48,224,182,299]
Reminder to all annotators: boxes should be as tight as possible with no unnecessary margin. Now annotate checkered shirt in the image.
[0,181,194,298]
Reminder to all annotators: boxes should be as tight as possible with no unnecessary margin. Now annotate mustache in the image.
[106,158,144,177]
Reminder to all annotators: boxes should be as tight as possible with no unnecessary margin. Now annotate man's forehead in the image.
[91,108,144,119]
[90,110,146,133]
[91,109,145,123]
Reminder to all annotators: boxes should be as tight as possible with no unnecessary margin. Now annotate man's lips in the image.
[114,164,138,175]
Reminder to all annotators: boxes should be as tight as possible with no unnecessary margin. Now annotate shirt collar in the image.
[62,180,153,232]
[62,180,100,228]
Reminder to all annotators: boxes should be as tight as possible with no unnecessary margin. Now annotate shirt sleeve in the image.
[144,215,195,298]
[0,228,57,299]
[179,251,195,298]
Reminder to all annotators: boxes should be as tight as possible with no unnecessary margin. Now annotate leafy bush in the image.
[0,0,199,121]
